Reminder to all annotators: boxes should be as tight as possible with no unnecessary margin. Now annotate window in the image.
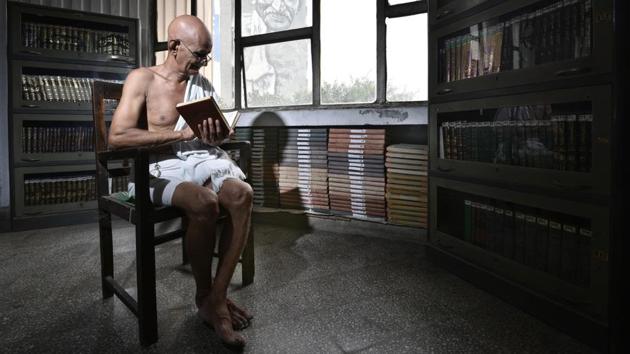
[153,0,428,109]
[243,40,312,107]
[321,0,376,104]
[386,13,428,101]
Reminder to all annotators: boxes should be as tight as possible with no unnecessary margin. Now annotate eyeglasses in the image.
[177,39,212,63]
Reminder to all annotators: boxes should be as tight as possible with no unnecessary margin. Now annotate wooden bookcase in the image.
[7,3,137,230]
[427,0,613,350]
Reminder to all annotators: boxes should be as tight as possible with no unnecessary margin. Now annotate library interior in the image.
[0,0,627,352]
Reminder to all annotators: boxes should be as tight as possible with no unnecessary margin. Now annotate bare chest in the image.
[146,81,186,130]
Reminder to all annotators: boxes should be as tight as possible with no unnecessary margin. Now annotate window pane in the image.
[321,0,376,104]
[156,0,192,42]
[386,13,428,101]
[243,39,312,107]
[155,50,167,65]
[241,0,312,36]
[198,0,235,109]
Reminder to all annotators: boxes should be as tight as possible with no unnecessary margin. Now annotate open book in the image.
[175,96,241,138]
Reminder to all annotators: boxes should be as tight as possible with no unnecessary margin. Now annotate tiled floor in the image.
[0,218,598,353]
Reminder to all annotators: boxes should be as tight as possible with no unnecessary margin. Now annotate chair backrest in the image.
[92,81,135,198]
[91,80,123,153]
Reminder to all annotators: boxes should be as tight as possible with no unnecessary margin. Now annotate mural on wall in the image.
[242,0,312,107]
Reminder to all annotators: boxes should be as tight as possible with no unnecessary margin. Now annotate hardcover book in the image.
[175,96,240,138]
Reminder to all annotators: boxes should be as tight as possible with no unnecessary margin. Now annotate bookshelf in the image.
[7,3,137,230]
[427,0,612,350]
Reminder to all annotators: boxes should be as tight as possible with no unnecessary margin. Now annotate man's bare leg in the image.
[171,182,244,347]
[198,179,253,338]
[218,218,254,330]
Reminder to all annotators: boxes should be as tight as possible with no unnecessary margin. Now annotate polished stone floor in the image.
[0,218,597,353]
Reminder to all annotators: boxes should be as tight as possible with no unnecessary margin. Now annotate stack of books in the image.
[250,128,279,207]
[278,128,329,211]
[385,144,428,228]
[328,128,386,220]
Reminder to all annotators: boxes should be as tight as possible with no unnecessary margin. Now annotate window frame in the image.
[151,0,428,111]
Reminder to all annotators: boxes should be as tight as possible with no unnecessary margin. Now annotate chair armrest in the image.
[96,142,175,162]
[96,144,173,208]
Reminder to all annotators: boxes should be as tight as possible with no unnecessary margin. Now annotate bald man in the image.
[109,15,252,348]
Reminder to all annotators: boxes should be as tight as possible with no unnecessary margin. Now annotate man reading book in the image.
[108,15,252,349]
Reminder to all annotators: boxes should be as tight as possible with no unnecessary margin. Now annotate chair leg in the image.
[136,217,158,346]
[241,228,255,286]
[98,210,114,299]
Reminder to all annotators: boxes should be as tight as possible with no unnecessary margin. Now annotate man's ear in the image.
[168,39,179,55]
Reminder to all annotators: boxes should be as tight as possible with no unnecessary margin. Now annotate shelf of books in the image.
[12,60,125,112]
[13,114,113,166]
[429,0,611,100]
[7,3,137,230]
[430,176,608,319]
[429,85,610,199]
[427,0,614,348]
[13,164,128,217]
[9,3,137,66]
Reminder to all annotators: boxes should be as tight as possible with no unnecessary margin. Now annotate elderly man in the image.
[108,15,253,348]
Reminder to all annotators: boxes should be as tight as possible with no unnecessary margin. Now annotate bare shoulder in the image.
[123,67,156,92]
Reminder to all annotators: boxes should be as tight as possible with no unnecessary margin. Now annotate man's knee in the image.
[223,181,253,209]
[188,189,220,221]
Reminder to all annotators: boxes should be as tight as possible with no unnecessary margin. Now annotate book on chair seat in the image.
[175,96,241,138]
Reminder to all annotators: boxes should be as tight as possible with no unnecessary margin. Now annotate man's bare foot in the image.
[198,298,245,349]
[197,294,252,330]
[227,298,254,322]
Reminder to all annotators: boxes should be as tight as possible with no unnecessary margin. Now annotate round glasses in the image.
[177,39,212,63]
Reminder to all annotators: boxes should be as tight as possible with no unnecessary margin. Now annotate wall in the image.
[0,0,152,215]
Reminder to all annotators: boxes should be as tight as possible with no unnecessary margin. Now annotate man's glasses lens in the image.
[178,40,211,62]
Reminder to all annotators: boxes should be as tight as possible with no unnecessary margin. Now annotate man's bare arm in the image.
[108,69,193,149]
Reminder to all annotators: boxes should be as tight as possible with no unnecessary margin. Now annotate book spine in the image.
[524,213,538,268]
[503,208,515,259]
[547,220,563,278]
[578,226,592,287]
[471,202,479,245]
[492,22,504,73]
[514,211,526,263]
[577,114,592,172]
[485,204,495,251]
[494,205,505,254]
[561,223,578,284]
[536,216,549,271]
[446,38,452,82]
[582,0,592,57]
[565,114,578,171]
[464,200,472,242]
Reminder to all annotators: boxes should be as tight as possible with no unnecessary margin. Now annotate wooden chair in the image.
[91,80,254,346]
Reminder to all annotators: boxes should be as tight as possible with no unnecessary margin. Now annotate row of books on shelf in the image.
[22,75,123,103]
[22,126,94,154]
[24,175,129,206]
[24,176,96,205]
[463,199,591,287]
[438,0,591,82]
[439,114,592,171]
[22,22,131,56]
